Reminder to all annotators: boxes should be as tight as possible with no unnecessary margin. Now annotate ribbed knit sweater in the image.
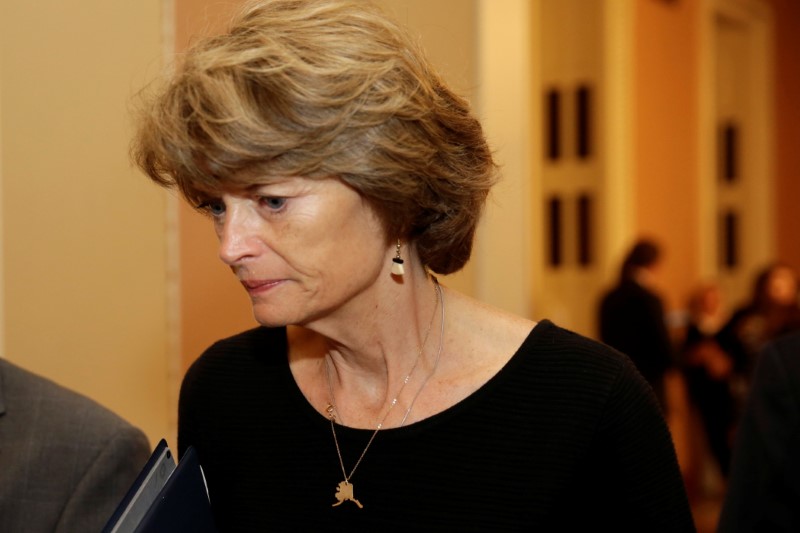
[178,320,695,532]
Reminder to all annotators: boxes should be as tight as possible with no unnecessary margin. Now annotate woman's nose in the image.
[217,206,259,266]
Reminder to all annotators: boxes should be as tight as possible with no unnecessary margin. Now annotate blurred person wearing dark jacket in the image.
[681,282,736,478]
[599,239,674,406]
[718,331,800,532]
[718,263,800,411]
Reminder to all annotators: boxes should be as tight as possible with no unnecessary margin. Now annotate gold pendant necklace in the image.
[325,278,444,509]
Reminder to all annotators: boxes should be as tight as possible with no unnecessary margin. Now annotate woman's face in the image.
[202,176,390,328]
[767,266,798,306]
[698,285,722,314]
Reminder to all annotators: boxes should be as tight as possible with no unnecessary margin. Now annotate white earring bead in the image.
[391,258,405,276]
[392,240,405,276]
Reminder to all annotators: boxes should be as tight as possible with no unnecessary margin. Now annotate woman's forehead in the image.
[187,172,340,197]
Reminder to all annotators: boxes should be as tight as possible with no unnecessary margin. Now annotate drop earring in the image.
[391,240,405,276]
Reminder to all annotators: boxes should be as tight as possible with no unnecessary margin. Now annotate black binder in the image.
[102,439,218,533]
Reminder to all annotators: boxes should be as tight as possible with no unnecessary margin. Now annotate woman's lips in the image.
[240,279,283,295]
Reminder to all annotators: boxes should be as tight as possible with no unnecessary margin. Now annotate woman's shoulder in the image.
[477,319,658,426]
[516,320,638,387]
[444,289,634,382]
[183,326,288,387]
[445,290,638,404]
[179,327,298,428]
[512,322,667,444]
[201,326,285,360]
[528,320,628,358]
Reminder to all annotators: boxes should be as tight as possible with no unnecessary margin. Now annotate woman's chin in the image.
[251,307,293,329]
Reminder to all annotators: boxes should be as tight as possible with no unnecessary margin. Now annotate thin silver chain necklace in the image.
[325,278,445,509]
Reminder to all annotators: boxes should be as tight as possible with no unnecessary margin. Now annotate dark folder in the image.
[102,439,218,533]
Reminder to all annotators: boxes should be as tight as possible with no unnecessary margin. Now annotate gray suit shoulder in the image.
[1,358,143,436]
[0,358,152,533]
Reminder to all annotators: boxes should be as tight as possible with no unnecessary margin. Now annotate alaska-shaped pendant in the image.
[332,481,363,509]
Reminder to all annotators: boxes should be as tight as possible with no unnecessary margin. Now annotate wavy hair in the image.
[132,0,497,274]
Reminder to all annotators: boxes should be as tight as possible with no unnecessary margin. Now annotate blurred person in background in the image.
[718,263,800,411]
[0,358,151,533]
[680,282,736,479]
[599,239,675,407]
[717,331,800,532]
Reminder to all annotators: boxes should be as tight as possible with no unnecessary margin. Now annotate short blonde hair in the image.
[132,0,497,274]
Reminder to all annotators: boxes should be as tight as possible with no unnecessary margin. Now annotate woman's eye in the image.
[260,197,287,210]
[198,200,226,217]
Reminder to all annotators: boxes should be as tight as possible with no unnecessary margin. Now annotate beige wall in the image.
[173,0,259,375]
[769,0,800,271]
[634,0,701,311]
[0,0,169,445]
[473,0,535,318]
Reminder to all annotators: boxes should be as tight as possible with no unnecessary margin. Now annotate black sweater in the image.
[178,320,694,532]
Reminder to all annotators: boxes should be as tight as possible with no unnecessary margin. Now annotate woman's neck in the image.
[289,267,444,427]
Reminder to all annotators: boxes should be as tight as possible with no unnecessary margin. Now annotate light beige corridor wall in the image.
[634,0,701,311]
[0,0,169,444]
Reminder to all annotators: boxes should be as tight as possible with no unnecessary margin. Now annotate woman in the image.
[681,282,735,479]
[132,0,694,530]
[718,263,800,407]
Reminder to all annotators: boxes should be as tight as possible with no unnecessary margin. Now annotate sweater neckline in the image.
[283,319,555,437]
